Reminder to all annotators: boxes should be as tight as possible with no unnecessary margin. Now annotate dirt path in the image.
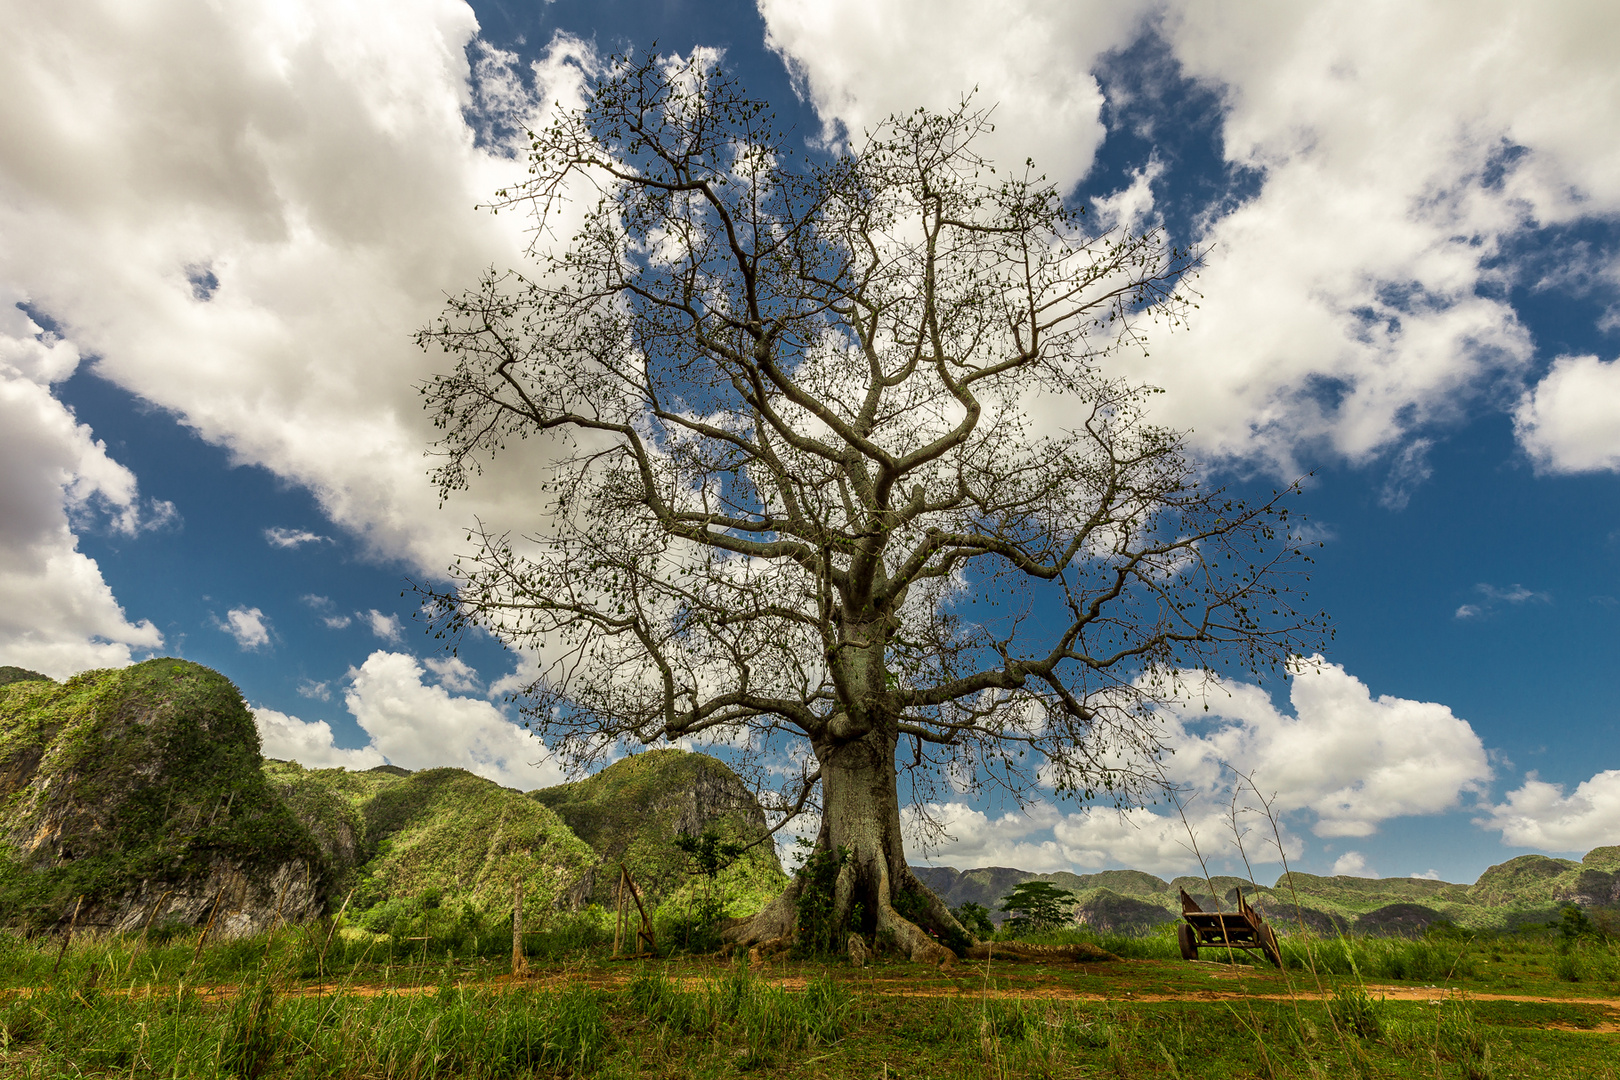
[11,970,1619,1032]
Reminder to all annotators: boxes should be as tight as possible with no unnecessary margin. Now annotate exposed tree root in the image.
[871,860,957,967]
[719,855,965,967]
[719,880,799,950]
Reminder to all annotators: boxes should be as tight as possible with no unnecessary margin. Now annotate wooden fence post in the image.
[511,878,528,976]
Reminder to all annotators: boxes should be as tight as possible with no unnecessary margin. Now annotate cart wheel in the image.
[1260,925,1284,968]
[1176,921,1197,961]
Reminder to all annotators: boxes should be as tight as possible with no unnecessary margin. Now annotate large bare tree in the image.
[418,53,1321,964]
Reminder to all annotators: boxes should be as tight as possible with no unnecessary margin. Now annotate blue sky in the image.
[3,0,1618,885]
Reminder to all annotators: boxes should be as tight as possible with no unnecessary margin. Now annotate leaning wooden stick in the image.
[318,887,355,979]
[613,867,626,957]
[191,885,227,968]
[53,895,84,975]
[619,863,655,956]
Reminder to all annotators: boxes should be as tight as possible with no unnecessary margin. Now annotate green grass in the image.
[3,918,1618,1079]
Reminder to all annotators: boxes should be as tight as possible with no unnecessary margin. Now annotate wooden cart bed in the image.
[1176,887,1284,967]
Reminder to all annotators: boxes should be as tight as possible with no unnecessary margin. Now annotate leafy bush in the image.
[953,901,995,939]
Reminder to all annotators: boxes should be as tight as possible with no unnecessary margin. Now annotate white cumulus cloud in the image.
[912,660,1491,877]
[759,0,1147,187]
[344,650,561,789]
[424,655,480,693]
[0,2,599,581]
[1515,355,1620,474]
[0,301,163,677]
[252,650,563,789]
[217,606,272,650]
[758,0,1620,474]
[255,706,385,770]
[364,609,403,643]
[1331,851,1372,877]
[1478,770,1620,852]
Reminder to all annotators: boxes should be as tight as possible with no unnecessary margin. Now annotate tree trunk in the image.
[723,724,963,966]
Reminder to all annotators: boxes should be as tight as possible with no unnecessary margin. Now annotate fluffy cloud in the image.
[345,651,561,788]
[0,1,597,584]
[759,0,1147,184]
[255,706,384,770]
[1157,659,1492,838]
[912,660,1490,876]
[1478,770,1620,852]
[364,610,403,643]
[759,0,1620,472]
[1515,355,1620,474]
[0,303,163,677]
[424,655,480,693]
[1331,851,1372,878]
[216,606,272,650]
[254,650,562,789]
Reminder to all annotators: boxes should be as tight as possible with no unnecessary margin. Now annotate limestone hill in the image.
[0,659,786,939]
[0,660,325,936]
[529,748,787,913]
[5,658,1614,943]
[263,761,594,920]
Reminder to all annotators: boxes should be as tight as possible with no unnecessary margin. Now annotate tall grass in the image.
[1,964,610,1079]
[0,906,619,994]
[625,965,854,1066]
[1,938,862,1079]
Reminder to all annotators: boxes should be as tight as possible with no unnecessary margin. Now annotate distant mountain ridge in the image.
[913,849,1620,935]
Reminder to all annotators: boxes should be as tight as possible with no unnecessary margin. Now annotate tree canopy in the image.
[417,51,1322,962]
[998,881,1077,933]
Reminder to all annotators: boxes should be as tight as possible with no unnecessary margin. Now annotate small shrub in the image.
[1327,983,1382,1040]
[791,842,849,958]
[953,901,995,939]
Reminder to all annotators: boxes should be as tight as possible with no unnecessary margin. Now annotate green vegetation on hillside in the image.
[0,660,323,930]
[920,853,1620,940]
[0,667,51,688]
[530,749,788,919]
[356,768,595,915]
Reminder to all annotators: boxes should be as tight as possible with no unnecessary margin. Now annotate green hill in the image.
[529,748,787,915]
[0,660,324,935]
[914,848,1620,938]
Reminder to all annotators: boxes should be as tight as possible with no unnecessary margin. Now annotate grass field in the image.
[2,917,1616,1079]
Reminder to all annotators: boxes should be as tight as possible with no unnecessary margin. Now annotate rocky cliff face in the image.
[0,660,325,936]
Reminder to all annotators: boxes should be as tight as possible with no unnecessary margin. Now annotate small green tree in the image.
[673,829,745,952]
[998,881,1075,934]
[952,901,996,939]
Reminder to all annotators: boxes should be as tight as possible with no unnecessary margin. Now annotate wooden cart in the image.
[1176,888,1284,967]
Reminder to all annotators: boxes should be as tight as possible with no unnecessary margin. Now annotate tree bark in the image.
[723,724,962,965]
